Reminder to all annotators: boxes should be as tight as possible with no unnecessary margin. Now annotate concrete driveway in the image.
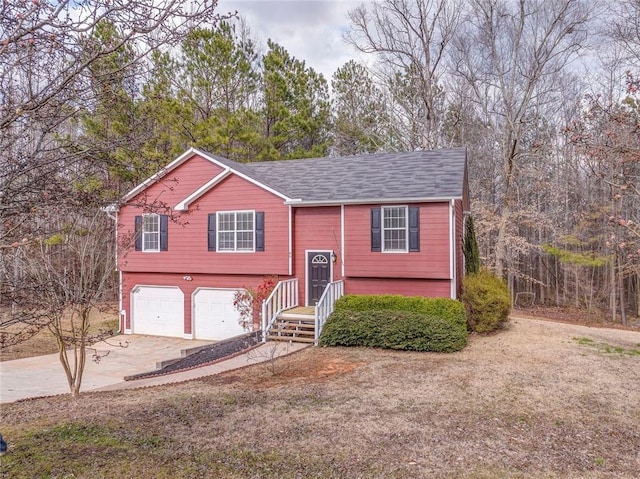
[0,335,213,403]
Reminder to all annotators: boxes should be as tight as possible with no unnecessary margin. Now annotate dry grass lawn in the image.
[1,316,639,478]
[0,306,118,362]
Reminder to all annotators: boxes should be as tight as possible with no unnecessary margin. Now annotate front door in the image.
[307,251,331,305]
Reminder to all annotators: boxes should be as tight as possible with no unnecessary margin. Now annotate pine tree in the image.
[262,40,332,160]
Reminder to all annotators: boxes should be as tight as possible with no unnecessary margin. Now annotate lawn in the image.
[0,306,119,361]
[1,316,639,478]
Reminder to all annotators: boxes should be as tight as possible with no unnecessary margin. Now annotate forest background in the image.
[1,0,640,342]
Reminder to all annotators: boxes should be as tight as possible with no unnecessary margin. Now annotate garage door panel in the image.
[193,289,247,340]
[132,286,184,338]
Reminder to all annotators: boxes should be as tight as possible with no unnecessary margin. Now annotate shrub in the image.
[233,276,278,330]
[334,294,466,328]
[319,309,467,352]
[464,215,480,275]
[462,269,511,333]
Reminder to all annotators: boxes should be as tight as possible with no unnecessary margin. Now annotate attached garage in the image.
[131,286,185,337]
[193,288,247,340]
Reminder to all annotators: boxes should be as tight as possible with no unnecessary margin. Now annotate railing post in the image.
[261,299,267,343]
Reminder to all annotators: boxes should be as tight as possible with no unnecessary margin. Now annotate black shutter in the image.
[134,216,142,251]
[408,206,420,252]
[371,207,381,252]
[159,215,169,251]
[255,211,265,252]
[207,213,216,251]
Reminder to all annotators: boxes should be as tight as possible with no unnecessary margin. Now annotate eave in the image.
[284,196,463,207]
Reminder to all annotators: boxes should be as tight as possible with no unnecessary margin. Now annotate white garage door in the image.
[132,286,184,338]
[193,289,247,340]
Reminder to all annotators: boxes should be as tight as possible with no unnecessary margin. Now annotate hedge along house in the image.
[114,147,469,343]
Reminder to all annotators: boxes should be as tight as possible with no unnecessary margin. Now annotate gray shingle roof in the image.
[212,149,467,204]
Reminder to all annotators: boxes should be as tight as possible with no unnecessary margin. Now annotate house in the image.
[115,147,469,342]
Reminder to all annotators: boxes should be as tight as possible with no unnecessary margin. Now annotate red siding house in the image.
[114,147,470,342]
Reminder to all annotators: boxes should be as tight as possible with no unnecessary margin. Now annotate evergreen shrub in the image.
[334,294,466,327]
[319,310,467,352]
[462,269,511,333]
[321,295,467,352]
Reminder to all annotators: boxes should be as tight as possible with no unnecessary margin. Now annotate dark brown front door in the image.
[308,252,331,305]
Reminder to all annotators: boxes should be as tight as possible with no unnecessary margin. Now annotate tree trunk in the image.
[618,260,627,326]
[495,206,510,279]
[636,272,640,318]
[610,256,617,323]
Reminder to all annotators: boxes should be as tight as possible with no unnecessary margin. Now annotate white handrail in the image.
[261,278,298,342]
[314,280,344,344]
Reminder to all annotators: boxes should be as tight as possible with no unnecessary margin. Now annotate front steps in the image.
[266,311,316,344]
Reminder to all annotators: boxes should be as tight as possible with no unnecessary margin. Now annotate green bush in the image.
[334,295,466,328]
[462,269,511,333]
[319,309,467,352]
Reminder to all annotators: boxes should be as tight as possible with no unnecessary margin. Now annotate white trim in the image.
[381,205,409,253]
[304,249,334,307]
[450,199,456,299]
[340,204,345,278]
[174,169,231,211]
[122,147,202,202]
[288,205,293,276]
[119,272,125,333]
[122,307,130,334]
[227,167,292,202]
[216,210,256,253]
[122,147,292,204]
[114,209,119,269]
[114,209,123,333]
[284,196,461,207]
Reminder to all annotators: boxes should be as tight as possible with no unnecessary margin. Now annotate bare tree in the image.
[452,0,595,280]
[608,0,640,64]
[345,0,463,149]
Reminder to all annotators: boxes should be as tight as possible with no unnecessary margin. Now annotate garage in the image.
[193,288,247,340]
[131,286,185,337]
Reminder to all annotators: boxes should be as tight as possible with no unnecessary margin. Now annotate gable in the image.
[122,148,292,211]
[123,152,226,207]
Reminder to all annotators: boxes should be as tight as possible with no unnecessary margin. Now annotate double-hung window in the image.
[371,206,419,253]
[134,213,168,252]
[142,214,160,252]
[218,211,255,252]
[382,206,408,252]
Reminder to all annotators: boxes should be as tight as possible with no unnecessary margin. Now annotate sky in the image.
[216,0,368,80]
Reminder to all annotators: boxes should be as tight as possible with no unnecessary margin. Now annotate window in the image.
[382,206,408,252]
[134,214,168,252]
[371,206,419,253]
[143,214,160,251]
[217,211,255,252]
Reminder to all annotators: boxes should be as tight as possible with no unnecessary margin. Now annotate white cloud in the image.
[217,0,366,80]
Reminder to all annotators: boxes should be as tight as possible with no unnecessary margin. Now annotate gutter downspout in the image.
[288,205,293,276]
[450,199,456,299]
[102,205,122,333]
[341,204,345,278]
